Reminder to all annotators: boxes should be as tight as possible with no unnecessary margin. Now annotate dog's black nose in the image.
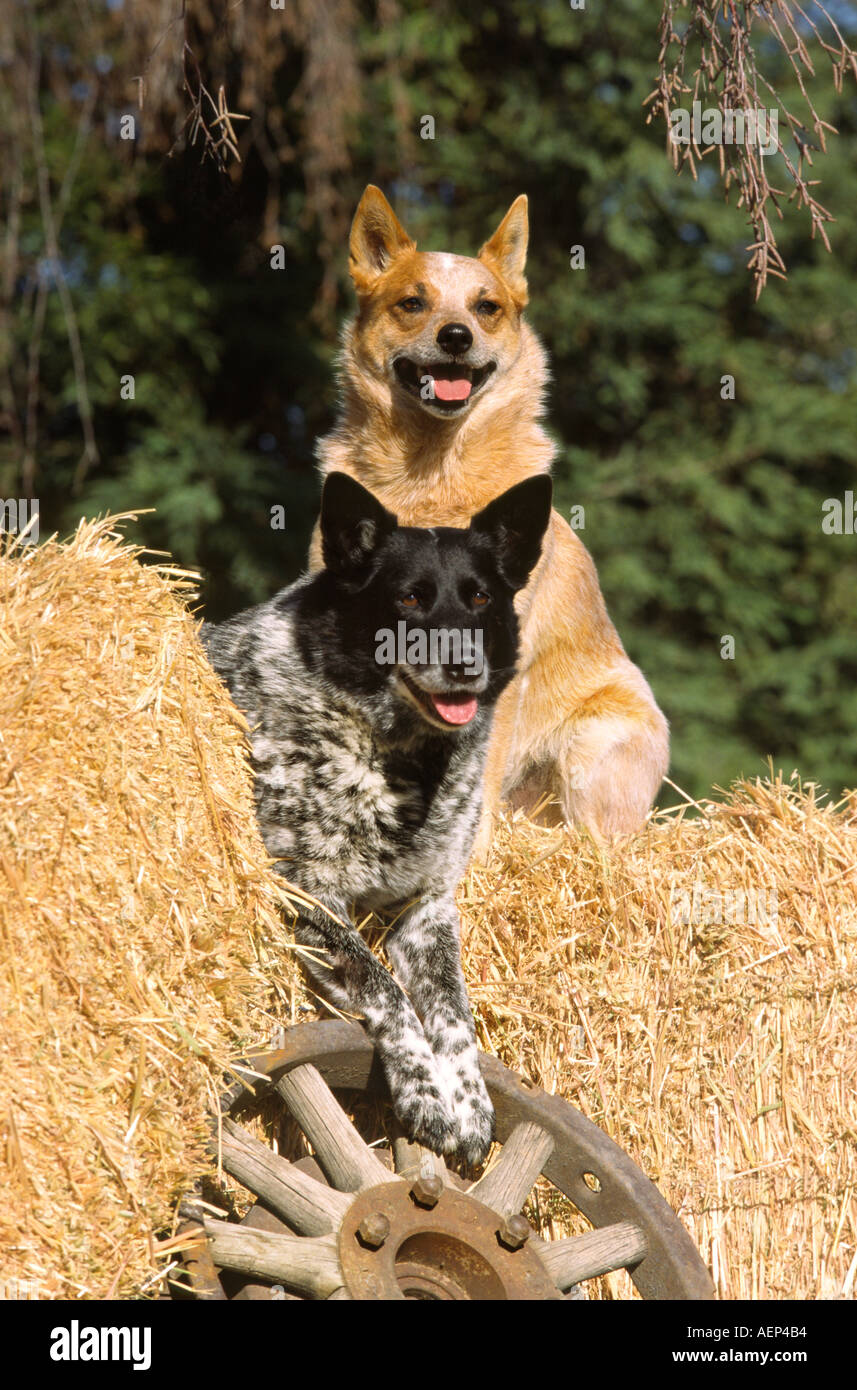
[445,664,481,684]
[436,322,473,356]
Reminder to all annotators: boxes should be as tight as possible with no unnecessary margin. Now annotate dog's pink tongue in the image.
[430,693,478,725]
[433,376,472,401]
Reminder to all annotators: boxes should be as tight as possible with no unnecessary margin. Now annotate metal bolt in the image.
[497,1213,531,1251]
[356,1212,390,1249]
[409,1174,443,1209]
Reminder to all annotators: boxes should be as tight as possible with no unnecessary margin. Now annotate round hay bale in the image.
[459,776,857,1299]
[0,517,302,1299]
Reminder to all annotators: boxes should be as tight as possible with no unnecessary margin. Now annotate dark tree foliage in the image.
[1,0,856,801]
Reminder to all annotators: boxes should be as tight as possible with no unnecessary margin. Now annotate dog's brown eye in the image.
[476,300,500,316]
[473,591,490,607]
[397,297,424,313]
[401,593,420,608]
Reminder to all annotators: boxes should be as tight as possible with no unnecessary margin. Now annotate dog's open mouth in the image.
[393,358,496,410]
[398,671,479,726]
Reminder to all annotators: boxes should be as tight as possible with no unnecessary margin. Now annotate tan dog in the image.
[312,186,669,856]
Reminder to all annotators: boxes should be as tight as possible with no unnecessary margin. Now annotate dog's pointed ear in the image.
[321,472,398,576]
[470,475,552,591]
[478,195,529,309]
[349,186,416,295]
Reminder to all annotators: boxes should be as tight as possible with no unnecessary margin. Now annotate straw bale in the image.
[459,774,857,1299]
[0,517,303,1300]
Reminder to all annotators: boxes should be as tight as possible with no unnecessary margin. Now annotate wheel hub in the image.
[338,1180,561,1301]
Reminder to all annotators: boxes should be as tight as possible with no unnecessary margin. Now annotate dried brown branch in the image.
[131,2,250,171]
[178,39,249,171]
[645,1,857,296]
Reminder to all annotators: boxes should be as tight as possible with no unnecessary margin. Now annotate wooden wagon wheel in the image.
[174,1020,714,1302]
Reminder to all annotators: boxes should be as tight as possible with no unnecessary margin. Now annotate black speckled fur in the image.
[203,472,551,1164]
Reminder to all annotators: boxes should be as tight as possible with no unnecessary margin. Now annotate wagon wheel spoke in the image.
[274,1063,393,1192]
[391,1135,452,1186]
[203,1220,346,1299]
[535,1221,648,1291]
[469,1120,554,1216]
[217,1116,352,1236]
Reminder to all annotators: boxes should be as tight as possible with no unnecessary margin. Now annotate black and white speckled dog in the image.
[203,470,551,1165]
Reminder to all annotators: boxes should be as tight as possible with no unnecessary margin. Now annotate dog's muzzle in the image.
[393,357,497,411]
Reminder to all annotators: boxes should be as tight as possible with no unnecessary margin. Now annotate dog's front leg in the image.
[385,896,495,1167]
[292,901,459,1156]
